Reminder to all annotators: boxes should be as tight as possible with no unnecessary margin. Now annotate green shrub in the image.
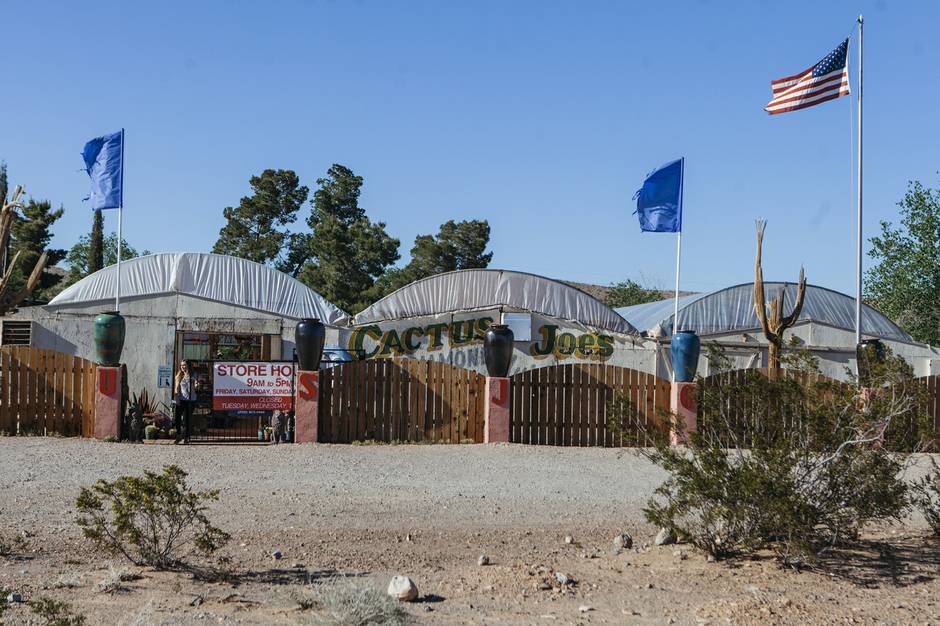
[28,596,86,626]
[75,465,229,569]
[610,346,926,565]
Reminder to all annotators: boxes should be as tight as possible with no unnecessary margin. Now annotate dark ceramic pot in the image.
[483,324,514,378]
[295,319,326,371]
[671,330,701,383]
[93,311,125,366]
[856,338,886,386]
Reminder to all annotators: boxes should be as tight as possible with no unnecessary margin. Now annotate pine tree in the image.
[88,209,104,274]
[8,198,66,301]
[293,164,400,313]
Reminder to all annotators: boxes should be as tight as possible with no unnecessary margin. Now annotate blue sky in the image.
[2,0,937,295]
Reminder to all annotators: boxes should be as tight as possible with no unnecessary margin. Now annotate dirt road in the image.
[1,438,937,625]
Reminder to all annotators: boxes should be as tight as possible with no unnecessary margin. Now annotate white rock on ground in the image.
[613,532,633,551]
[478,555,490,566]
[387,575,419,602]
[654,527,677,546]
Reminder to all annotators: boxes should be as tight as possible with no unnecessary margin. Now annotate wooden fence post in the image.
[670,380,697,446]
[295,370,319,443]
[484,376,511,443]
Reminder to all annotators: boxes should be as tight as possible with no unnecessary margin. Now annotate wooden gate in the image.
[0,347,98,437]
[317,360,485,443]
[510,364,670,447]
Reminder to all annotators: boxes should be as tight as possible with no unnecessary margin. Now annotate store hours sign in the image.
[213,362,295,411]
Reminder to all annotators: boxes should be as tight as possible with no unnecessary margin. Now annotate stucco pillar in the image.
[94,366,122,440]
[484,377,511,443]
[670,381,697,446]
[294,370,319,444]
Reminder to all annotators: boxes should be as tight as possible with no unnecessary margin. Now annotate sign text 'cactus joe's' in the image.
[213,361,295,411]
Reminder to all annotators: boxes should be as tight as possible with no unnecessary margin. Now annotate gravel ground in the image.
[1,438,939,625]
[1,438,670,533]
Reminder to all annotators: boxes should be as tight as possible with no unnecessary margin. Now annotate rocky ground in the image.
[1,438,938,625]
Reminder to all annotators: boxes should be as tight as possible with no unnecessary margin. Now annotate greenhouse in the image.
[4,252,349,404]
[346,268,653,375]
[616,282,940,380]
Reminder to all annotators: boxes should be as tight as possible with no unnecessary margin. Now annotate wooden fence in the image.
[317,359,485,443]
[0,347,98,437]
[510,364,670,446]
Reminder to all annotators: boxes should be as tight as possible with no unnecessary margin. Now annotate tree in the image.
[293,164,399,313]
[212,169,309,267]
[371,219,493,297]
[64,233,146,286]
[606,279,663,308]
[866,180,940,345]
[88,209,104,274]
[8,198,66,301]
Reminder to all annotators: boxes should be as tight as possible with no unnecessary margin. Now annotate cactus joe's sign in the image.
[213,361,295,411]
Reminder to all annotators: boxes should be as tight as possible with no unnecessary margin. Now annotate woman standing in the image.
[174,360,195,444]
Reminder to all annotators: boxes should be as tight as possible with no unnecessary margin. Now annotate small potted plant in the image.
[144,425,158,440]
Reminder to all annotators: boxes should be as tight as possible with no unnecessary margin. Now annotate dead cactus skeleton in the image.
[0,185,50,314]
[754,219,807,369]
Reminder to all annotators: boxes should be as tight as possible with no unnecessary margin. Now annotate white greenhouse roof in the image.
[615,282,913,343]
[353,269,637,335]
[48,252,349,325]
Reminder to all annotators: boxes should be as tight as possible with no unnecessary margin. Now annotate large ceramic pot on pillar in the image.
[295,319,326,371]
[857,338,886,386]
[93,311,126,366]
[483,324,514,378]
[671,330,701,383]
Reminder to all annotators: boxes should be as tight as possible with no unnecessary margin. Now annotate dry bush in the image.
[912,459,940,535]
[299,578,408,626]
[610,346,930,566]
[28,596,87,626]
[75,465,229,569]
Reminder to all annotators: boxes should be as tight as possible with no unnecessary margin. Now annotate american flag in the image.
[765,39,851,115]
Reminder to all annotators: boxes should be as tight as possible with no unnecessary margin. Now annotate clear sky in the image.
[2,0,937,296]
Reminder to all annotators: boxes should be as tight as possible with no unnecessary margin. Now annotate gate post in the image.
[669,381,697,446]
[295,370,319,444]
[484,377,510,443]
[94,366,122,440]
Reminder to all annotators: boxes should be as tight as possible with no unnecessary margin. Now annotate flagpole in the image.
[854,16,863,347]
[672,157,684,382]
[116,128,124,312]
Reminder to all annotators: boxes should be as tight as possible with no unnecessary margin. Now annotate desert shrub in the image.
[75,465,229,569]
[911,460,940,535]
[28,596,86,626]
[0,531,29,558]
[610,346,927,565]
[299,578,408,626]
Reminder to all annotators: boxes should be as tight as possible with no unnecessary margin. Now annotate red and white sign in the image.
[213,362,295,411]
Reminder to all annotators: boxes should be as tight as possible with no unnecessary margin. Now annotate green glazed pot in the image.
[94,311,126,366]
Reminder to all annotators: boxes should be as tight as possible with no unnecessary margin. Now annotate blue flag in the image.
[634,157,683,233]
[82,130,123,210]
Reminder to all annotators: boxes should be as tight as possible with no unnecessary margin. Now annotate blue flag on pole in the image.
[634,157,683,232]
[82,130,123,210]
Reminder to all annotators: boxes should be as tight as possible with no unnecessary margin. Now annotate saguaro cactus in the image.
[0,185,49,314]
[754,220,807,369]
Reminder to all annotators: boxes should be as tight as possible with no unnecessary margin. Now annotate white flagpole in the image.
[855,16,863,346]
[672,157,684,382]
[116,128,124,312]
